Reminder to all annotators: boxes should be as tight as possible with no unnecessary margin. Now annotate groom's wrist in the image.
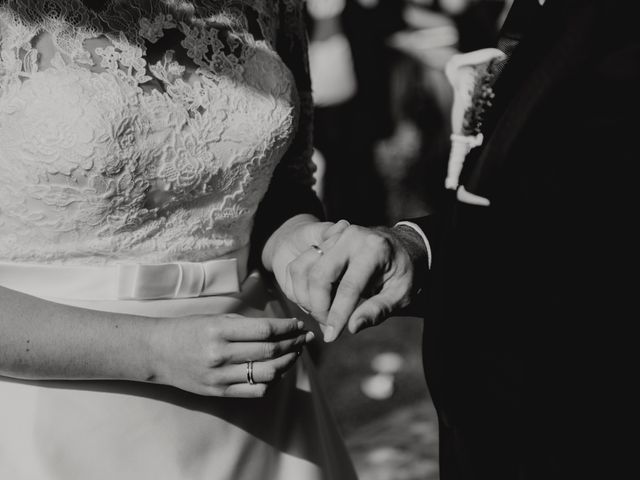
[393,222,432,270]
[392,222,431,295]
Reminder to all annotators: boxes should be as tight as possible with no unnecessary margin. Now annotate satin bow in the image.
[117,259,240,300]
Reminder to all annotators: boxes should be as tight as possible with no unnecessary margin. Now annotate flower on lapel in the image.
[445,48,506,190]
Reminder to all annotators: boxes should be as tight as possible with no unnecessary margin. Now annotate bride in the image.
[0,0,356,478]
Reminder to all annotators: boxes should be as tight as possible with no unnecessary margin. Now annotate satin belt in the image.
[0,246,249,301]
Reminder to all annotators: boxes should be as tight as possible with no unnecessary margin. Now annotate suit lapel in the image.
[463,0,599,198]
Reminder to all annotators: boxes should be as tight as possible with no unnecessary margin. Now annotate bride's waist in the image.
[0,245,250,304]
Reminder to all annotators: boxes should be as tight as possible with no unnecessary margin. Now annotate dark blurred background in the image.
[304,1,511,478]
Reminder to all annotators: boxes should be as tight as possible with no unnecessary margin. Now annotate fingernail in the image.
[348,320,359,334]
[305,331,315,342]
[323,325,335,343]
[297,320,305,330]
[353,318,367,334]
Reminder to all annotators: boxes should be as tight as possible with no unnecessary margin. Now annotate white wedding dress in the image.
[0,1,356,479]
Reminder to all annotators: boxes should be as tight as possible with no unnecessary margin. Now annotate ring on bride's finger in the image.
[310,244,324,255]
[246,361,255,385]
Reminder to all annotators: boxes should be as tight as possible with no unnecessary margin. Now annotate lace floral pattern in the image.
[0,0,314,265]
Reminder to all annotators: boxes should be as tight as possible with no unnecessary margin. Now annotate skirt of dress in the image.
[0,272,357,480]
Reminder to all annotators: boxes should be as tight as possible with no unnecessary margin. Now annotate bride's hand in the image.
[262,215,349,313]
[148,314,313,398]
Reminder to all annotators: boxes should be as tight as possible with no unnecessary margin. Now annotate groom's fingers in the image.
[314,226,391,341]
[347,268,416,334]
[323,258,378,342]
[347,289,398,334]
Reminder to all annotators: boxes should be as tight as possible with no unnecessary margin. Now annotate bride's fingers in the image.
[219,352,300,386]
[291,234,346,322]
[222,317,304,342]
[222,383,269,398]
[304,237,346,321]
[322,219,350,241]
[287,247,323,312]
[282,264,295,301]
[285,229,349,322]
[318,230,343,252]
[227,331,314,363]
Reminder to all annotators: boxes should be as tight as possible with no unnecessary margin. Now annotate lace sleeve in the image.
[249,0,324,270]
[275,0,315,187]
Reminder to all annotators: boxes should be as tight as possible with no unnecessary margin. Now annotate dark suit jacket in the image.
[411,1,638,478]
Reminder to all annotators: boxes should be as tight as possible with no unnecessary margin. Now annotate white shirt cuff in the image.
[394,221,432,270]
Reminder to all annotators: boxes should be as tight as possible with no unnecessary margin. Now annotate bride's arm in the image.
[0,286,311,397]
[0,286,153,382]
[251,0,327,273]
[252,2,355,335]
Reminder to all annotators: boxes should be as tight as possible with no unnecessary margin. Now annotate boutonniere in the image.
[444,48,506,191]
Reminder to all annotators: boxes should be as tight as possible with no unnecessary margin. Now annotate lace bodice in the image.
[0,0,314,265]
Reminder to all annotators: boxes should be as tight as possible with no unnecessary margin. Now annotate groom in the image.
[277,0,637,478]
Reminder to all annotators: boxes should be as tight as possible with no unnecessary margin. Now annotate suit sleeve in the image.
[249,0,325,271]
[400,213,445,272]
[390,212,446,316]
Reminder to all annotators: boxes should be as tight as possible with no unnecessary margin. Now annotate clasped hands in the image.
[146,216,421,398]
[265,216,422,342]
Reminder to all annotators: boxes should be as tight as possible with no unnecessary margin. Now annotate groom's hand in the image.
[286,224,428,342]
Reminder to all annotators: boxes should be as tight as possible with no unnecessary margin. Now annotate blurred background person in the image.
[307,0,404,226]
[438,0,507,52]
[378,0,507,221]
[308,0,508,226]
